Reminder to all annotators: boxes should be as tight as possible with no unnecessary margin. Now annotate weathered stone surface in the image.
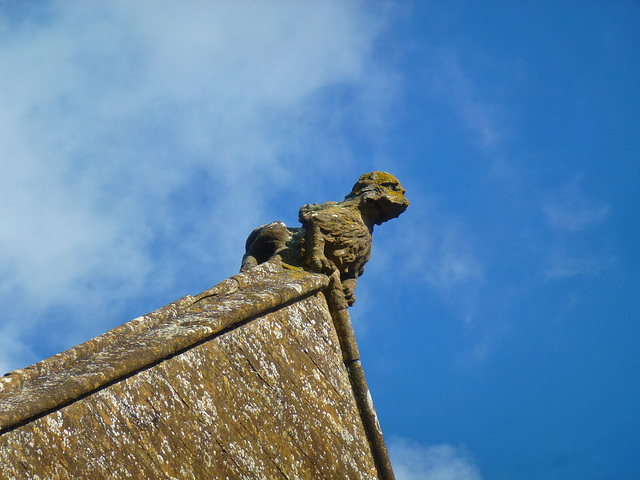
[0,261,392,479]
[0,170,408,479]
[0,261,327,432]
[1,292,379,479]
[235,171,409,480]
[241,171,409,306]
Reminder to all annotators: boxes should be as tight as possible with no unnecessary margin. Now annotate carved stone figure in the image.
[241,171,409,306]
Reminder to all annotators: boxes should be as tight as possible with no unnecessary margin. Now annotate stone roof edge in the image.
[0,261,329,433]
[323,278,397,480]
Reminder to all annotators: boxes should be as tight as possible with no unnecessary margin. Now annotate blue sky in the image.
[1,1,638,479]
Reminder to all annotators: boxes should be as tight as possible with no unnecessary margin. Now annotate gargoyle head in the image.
[345,171,409,226]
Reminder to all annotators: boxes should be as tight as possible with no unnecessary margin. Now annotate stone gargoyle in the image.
[240,171,409,306]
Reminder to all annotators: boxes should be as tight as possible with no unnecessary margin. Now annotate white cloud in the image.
[374,194,484,322]
[389,438,483,480]
[427,49,504,151]
[541,175,613,280]
[374,195,484,291]
[0,1,394,371]
[419,46,525,187]
[542,175,609,232]
[544,251,616,280]
[352,197,484,334]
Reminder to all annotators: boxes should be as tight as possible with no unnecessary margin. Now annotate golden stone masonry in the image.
[0,172,408,479]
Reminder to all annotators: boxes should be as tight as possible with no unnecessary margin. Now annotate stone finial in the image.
[241,171,409,306]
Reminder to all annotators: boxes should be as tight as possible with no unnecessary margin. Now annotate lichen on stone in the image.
[241,171,409,306]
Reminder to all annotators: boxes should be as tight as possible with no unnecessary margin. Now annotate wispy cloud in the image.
[0,1,394,371]
[377,194,485,322]
[541,175,614,280]
[544,251,617,280]
[349,199,484,341]
[427,49,505,151]
[374,194,484,287]
[542,174,610,232]
[388,438,483,480]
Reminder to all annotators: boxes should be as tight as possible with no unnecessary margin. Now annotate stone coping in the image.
[0,261,329,432]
